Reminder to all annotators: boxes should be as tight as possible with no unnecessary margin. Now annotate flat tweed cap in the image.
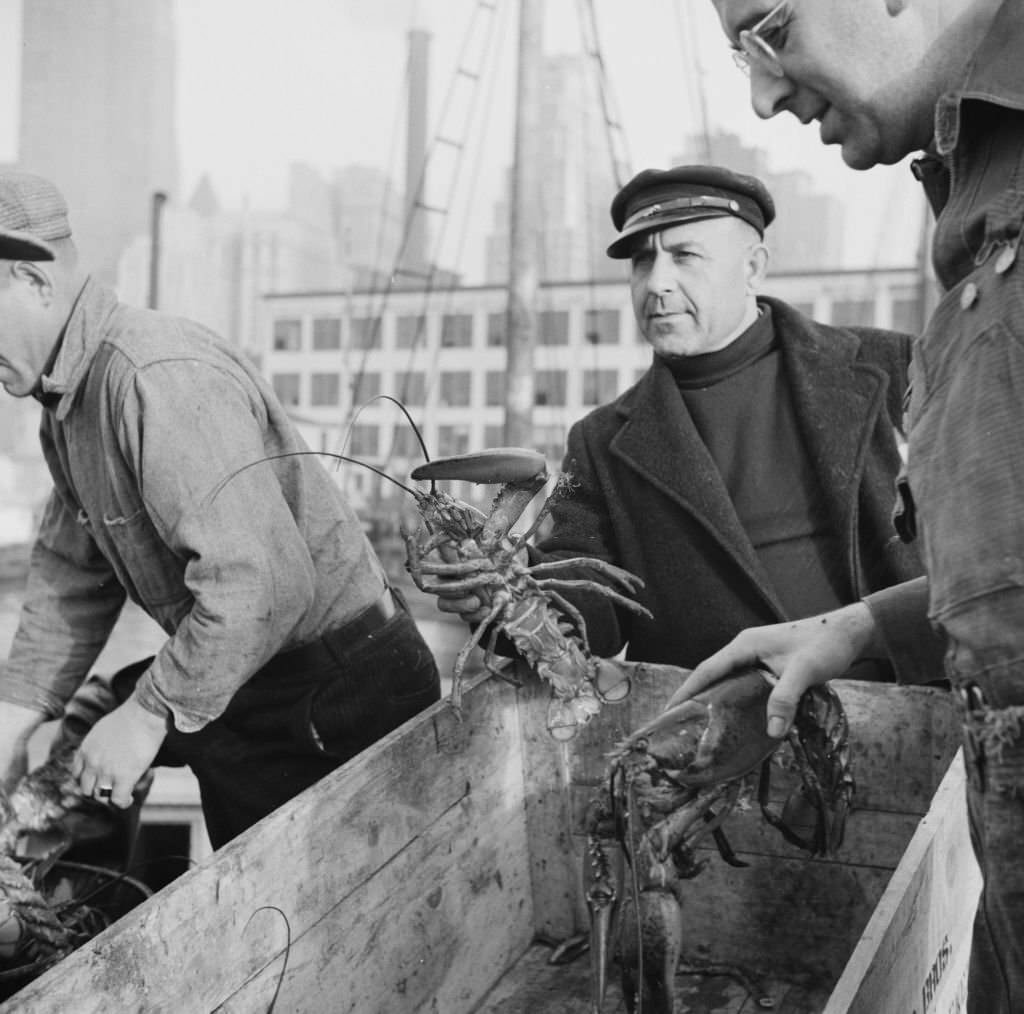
[0,171,72,261]
[607,164,775,258]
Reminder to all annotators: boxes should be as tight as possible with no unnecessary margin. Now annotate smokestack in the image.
[404,27,431,279]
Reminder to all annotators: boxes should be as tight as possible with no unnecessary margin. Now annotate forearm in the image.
[1,499,124,718]
[863,576,944,684]
[131,540,315,732]
[0,703,47,788]
[113,362,321,731]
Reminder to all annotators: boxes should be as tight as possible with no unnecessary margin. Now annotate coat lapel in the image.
[773,299,887,542]
[611,357,782,608]
[608,299,888,615]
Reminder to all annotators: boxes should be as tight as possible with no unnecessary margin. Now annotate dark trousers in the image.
[115,599,440,849]
[963,717,1024,1014]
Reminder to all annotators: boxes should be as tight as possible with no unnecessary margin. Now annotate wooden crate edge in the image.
[822,748,981,1014]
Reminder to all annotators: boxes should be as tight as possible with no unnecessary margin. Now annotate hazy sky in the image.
[0,0,924,269]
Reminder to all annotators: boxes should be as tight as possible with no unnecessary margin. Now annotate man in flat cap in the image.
[0,171,440,849]
[430,163,921,715]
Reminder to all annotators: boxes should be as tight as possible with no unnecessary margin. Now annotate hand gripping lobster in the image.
[585,666,855,1014]
[401,447,656,740]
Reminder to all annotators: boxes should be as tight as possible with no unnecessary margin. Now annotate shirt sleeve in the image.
[863,576,946,684]
[0,489,126,718]
[114,359,317,732]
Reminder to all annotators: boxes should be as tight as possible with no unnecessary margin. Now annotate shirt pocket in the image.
[907,260,1024,619]
[97,507,188,611]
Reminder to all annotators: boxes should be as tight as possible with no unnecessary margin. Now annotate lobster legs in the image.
[618,884,684,1014]
[585,667,852,1013]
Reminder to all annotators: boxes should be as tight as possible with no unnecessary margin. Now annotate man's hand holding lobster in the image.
[668,601,880,739]
[423,537,530,627]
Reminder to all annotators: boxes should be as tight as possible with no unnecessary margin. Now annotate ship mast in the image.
[504,0,544,447]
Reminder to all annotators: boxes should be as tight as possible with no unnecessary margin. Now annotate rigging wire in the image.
[379,0,506,476]
[673,0,714,162]
[324,28,413,456]
[575,0,632,190]
[574,0,633,449]
[408,0,511,470]
[393,0,506,399]
[337,0,504,476]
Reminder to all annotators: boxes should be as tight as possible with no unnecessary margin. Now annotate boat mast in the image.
[504,0,543,448]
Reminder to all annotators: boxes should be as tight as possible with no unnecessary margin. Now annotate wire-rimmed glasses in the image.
[732,1,789,78]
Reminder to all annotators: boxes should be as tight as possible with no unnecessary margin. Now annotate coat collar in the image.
[934,0,1024,156]
[610,298,888,600]
[37,277,118,421]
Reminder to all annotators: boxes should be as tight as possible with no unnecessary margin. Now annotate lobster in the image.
[0,739,148,971]
[584,665,854,1014]
[209,420,669,740]
[402,446,664,739]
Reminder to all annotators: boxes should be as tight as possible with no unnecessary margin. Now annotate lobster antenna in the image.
[344,394,431,464]
[205,450,419,506]
[341,394,431,461]
[342,394,436,495]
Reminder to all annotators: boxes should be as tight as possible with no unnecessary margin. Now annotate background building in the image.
[18,0,180,286]
[261,263,933,542]
[485,54,625,285]
[676,130,846,272]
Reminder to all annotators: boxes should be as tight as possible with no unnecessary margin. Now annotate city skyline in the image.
[0,1,926,281]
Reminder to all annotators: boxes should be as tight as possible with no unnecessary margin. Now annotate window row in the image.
[271,308,629,353]
[272,291,926,356]
[344,423,569,463]
[271,368,630,410]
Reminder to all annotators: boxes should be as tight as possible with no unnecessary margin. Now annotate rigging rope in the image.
[340,0,506,487]
[575,0,632,190]
[673,0,714,162]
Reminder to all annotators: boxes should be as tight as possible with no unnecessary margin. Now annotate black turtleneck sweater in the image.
[662,307,849,620]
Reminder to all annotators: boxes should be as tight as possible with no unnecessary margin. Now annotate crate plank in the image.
[823,750,981,1014]
[217,781,535,1014]
[515,667,581,942]
[472,942,832,1013]
[0,675,531,1014]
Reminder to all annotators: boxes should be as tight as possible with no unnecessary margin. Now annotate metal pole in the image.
[405,28,431,278]
[148,191,168,310]
[504,0,543,448]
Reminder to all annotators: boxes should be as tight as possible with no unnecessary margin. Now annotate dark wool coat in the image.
[535,296,924,670]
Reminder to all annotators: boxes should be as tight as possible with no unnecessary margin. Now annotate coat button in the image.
[960,282,979,309]
[995,243,1018,274]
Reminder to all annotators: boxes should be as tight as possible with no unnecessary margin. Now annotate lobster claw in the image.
[584,830,622,1013]
[409,447,547,485]
[410,448,549,552]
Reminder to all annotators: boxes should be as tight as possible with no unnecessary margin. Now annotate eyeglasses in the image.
[732,1,790,78]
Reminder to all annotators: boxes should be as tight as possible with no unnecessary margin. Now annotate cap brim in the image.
[606,209,733,259]
[0,228,56,261]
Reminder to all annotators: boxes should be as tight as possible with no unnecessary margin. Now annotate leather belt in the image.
[258,587,398,680]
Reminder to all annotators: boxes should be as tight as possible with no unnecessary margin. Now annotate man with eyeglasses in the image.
[676,3,1024,1011]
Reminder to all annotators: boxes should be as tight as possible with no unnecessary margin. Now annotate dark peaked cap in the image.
[607,164,775,258]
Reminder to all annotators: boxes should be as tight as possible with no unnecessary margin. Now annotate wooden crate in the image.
[0,666,979,1013]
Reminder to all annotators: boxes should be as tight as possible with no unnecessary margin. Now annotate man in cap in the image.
[0,171,440,849]
[431,164,921,714]
[676,5,1024,1010]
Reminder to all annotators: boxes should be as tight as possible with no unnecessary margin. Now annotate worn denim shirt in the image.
[866,0,1024,681]
[1,279,387,732]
